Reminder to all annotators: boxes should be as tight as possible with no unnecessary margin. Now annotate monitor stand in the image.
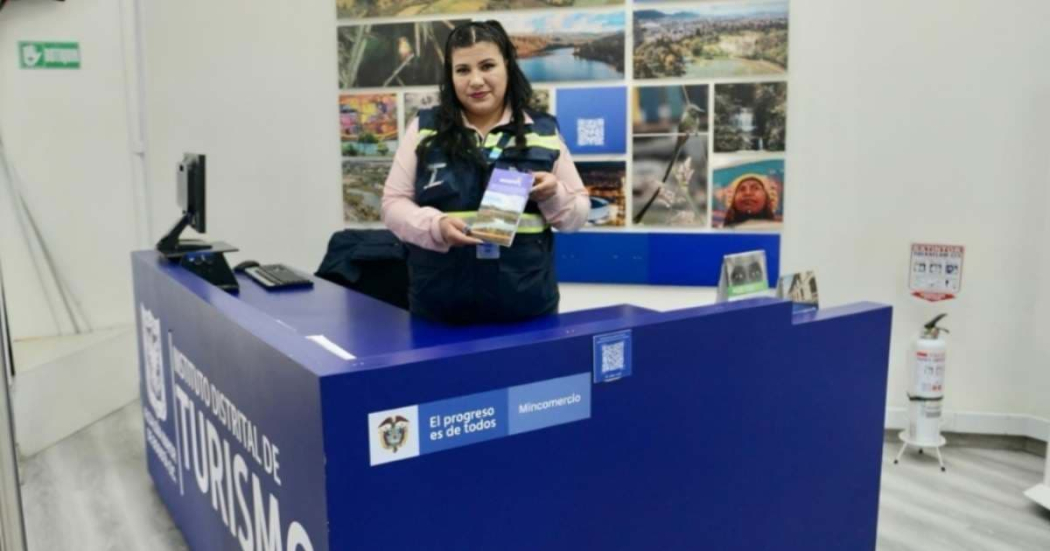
[156,212,212,258]
[178,250,240,293]
[155,214,240,292]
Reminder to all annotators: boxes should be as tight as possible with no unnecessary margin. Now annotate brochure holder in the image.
[716,250,770,303]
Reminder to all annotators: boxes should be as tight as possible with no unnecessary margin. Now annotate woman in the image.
[722,174,778,228]
[382,21,589,324]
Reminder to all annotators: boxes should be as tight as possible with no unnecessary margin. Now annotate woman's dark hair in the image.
[419,20,533,164]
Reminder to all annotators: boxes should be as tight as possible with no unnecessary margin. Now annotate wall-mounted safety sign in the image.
[909,243,964,302]
[19,42,81,70]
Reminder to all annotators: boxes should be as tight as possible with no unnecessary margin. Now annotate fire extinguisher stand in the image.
[893,399,947,472]
[894,314,949,472]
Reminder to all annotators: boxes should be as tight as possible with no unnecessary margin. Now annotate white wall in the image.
[0,0,141,340]
[782,0,1050,421]
[140,0,342,272]
[1031,158,1050,421]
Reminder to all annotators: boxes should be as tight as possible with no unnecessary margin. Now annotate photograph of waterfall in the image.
[713,82,786,154]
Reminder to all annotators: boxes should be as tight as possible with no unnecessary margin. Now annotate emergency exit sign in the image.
[18,42,81,69]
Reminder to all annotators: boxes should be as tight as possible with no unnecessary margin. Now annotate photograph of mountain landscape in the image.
[338,19,466,88]
[634,1,788,79]
[503,12,625,82]
[336,0,622,19]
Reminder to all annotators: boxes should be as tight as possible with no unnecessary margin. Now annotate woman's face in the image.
[451,41,508,122]
[732,179,769,215]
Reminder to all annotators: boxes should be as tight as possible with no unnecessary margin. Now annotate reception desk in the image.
[132,250,892,551]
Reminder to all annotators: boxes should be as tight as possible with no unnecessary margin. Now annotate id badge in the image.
[476,243,500,260]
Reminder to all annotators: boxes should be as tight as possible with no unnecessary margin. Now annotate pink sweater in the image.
[381,111,590,253]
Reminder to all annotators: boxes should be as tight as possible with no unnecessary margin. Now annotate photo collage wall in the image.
[336,0,788,231]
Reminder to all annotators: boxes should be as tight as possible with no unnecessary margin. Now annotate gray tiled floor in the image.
[19,403,188,551]
[17,403,1050,550]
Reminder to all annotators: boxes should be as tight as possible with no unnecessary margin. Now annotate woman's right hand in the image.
[439,216,484,247]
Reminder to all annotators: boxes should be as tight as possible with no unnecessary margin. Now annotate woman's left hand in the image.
[529,171,559,202]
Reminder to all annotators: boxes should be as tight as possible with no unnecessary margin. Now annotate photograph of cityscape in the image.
[342,159,391,223]
[577,161,626,227]
[340,94,398,157]
[502,12,625,82]
[634,1,788,79]
[336,0,622,19]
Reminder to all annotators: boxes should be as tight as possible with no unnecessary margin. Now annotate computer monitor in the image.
[156,153,210,256]
[177,154,206,233]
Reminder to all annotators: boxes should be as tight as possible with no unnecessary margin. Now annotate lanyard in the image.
[483,131,515,163]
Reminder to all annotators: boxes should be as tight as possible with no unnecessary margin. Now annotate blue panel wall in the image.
[555,232,781,286]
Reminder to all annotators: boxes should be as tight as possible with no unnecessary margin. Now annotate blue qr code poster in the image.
[593,330,632,383]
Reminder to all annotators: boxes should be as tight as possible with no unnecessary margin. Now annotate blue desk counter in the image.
[132,251,892,551]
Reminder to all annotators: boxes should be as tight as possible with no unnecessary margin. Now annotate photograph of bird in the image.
[633,87,705,224]
[397,36,414,64]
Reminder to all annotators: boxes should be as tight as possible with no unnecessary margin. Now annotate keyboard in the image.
[244,264,314,290]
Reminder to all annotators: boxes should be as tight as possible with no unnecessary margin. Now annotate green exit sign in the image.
[18,41,81,69]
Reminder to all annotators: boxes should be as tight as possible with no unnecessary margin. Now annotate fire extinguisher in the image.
[897,314,950,470]
[910,314,949,400]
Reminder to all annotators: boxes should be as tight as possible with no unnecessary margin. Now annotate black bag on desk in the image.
[315,229,409,310]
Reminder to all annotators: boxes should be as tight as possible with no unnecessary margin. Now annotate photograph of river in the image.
[336,0,622,19]
[342,159,391,223]
[634,1,788,79]
[503,12,625,83]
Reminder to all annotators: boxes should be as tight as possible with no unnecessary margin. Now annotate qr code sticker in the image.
[601,341,625,374]
[577,118,605,147]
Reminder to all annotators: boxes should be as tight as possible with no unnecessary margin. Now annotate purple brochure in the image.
[471,168,534,247]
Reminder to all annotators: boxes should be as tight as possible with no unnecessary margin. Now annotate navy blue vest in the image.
[407,108,562,324]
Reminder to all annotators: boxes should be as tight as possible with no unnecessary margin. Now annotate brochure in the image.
[776,271,819,313]
[716,250,770,303]
[470,168,534,247]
